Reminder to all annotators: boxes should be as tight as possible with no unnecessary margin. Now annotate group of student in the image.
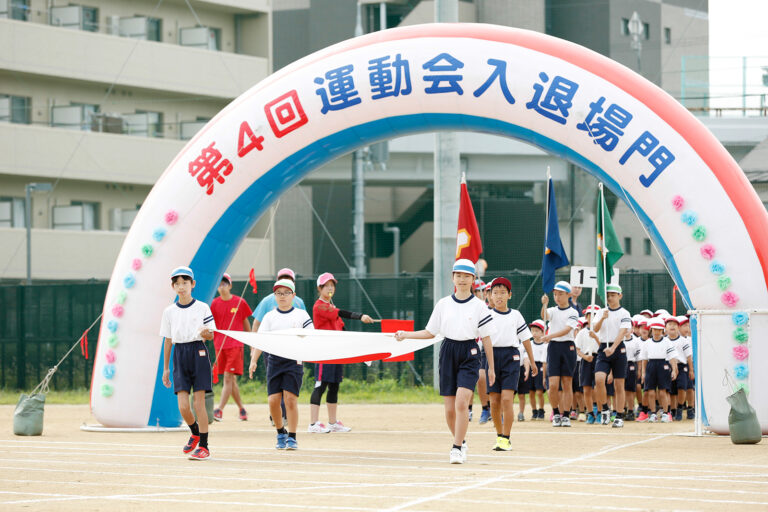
[159,265,373,460]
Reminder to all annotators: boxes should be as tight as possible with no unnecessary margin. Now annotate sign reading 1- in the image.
[570,265,620,289]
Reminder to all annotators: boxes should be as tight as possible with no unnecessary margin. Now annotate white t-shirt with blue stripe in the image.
[426,295,496,341]
[546,306,579,342]
[489,308,531,348]
[159,299,216,344]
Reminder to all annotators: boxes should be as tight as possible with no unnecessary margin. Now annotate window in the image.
[0,94,31,124]
[179,26,220,51]
[664,27,671,45]
[624,237,632,255]
[0,197,26,227]
[118,16,162,42]
[643,22,650,40]
[49,5,98,32]
[147,17,162,42]
[52,201,99,230]
[124,110,163,137]
[110,207,139,231]
[0,0,30,20]
[644,238,652,256]
[180,117,210,140]
[621,18,629,36]
[51,103,99,131]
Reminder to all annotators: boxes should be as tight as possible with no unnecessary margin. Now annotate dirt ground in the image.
[1,403,767,511]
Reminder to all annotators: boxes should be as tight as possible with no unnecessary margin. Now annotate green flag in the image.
[596,184,624,303]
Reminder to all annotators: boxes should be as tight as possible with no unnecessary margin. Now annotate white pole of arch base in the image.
[432,0,460,390]
[695,311,703,437]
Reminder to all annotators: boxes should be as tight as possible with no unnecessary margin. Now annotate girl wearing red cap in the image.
[308,272,374,433]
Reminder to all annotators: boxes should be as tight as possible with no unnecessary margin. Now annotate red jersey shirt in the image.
[313,298,345,331]
[211,295,253,350]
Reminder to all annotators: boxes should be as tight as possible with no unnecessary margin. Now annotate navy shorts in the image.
[644,359,672,392]
[487,346,521,393]
[532,361,546,391]
[439,338,481,396]
[595,342,628,380]
[624,362,637,391]
[172,341,212,394]
[688,377,695,391]
[579,357,596,388]
[671,362,689,394]
[572,359,583,392]
[517,363,532,394]
[546,341,577,378]
[315,363,343,383]
[267,355,304,396]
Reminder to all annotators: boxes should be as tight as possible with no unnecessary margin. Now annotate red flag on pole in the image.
[455,174,482,262]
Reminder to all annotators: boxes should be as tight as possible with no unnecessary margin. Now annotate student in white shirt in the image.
[528,320,548,420]
[639,318,678,423]
[665,316,694,421]
[575,306,601,424]
[678,316,696,420]
[395,259,496,464]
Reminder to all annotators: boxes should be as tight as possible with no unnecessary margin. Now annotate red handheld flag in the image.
[380,319,415,362]
[456,177,482,262]
[248,268,258,294]
[79,330,89,359]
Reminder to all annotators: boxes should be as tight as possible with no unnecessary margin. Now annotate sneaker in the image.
[636,411,649,422]
[674,408,683,422]
[687,407,695,420]
[285,437,298,450]
[517,412,525,422]
[461,441,468,462]
[625,411,635,422]
[239,408,248,421]
[612,418,624,428]
[479,409,491,425]
[561,416,571,427]
[661,412,672,423]
[552,414,562,427]
[592,404,599,417]
[586,412,596,425]
[493,436,504,451]
[188,446,210,460]
[328,421,351,433]
[468,409,473,422]
[276,432,288,450]
[307,422,331,433]
[494,437,512,452]
[213,408,223,422]
[183,435,200,454]
[578,412,586,422]
[449,447,463,464]
[569,410,578,420]
[600,411,610,425]
[649,413,658,423]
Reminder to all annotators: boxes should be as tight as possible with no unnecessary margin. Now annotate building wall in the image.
[476,0,545,31]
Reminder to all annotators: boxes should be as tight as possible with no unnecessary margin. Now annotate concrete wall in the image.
[660,2,709,109]
[476,0,545,31]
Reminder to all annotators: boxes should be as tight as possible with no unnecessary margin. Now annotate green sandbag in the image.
[191,390,215,425]
[727,388,762,444]
[13,393,45,436]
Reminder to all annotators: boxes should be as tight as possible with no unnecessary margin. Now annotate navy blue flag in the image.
[542,178,570,292]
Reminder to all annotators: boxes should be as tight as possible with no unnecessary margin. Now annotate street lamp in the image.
[25,182,52,284]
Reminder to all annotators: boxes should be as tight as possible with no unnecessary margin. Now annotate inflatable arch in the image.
[91,24,768,433]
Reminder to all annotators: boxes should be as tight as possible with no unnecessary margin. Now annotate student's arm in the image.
[251,319,260,332]
[540,295,549,321]
[338,309,374,324]
[481,336,495,386]
[243,317,252,332]
[249,348,263,379]
[605,327,629,356]
[687,355,694,379]
[523,357,531,379]
[542,326,572,342]
[592,308,608,333]
[522,339,538,377]
[394,329,435,341]
[162,338,172,388]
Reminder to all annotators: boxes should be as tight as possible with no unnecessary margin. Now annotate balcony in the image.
[0,18,269,99]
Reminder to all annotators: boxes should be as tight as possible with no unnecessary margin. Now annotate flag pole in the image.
[544,166,551,251]
[599,183,608,304]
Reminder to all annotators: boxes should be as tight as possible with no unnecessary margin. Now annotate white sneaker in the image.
[461,441,468,462]
[612,418,624,428]
[552,414,562,427]
[601,411,610,425]
[560,416,571,427]
[449,447,463,464]
[307,422,331,433]
[649,413,658,423]
[661,413,671,423]
[328,420,351,432]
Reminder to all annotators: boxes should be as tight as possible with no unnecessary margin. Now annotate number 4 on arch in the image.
[237,121,264,158]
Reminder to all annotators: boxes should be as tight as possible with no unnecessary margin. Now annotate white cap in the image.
[452,259,476,276]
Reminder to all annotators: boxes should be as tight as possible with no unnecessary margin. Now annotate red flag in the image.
[79,330,88,359]
[455,175,482,262]
[380,319,415,362]
[248,268,258,294]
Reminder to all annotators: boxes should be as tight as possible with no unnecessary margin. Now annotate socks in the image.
[501,434,509,440]
[288,432,296,439]
[199,432,208,448]
[277,426,287,435]
[452,444,462,450]
[553,408,560,415]
[188,422,200,436]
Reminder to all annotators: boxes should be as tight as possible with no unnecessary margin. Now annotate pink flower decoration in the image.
[111,304,124,318]
[105,349,116,363]
[700,244,716,260]
[165,210,178,225]
[131,258,142,271]
[733,345,749,361]
[721,291,739,307]
[672,195,685,211]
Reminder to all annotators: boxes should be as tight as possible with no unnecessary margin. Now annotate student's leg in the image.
[284,391,299,434]
[501,390,515,436]
[518,391,527,416]
[614,379,625,417]
[594,371,608,410]
[537,390,545,410]
[218,372,233,410]
[230,374,245,410]
[477,368,489,409]
[560,377,573,413]
[326,382,340,424]
[548,376,561,413]
[443,396,457,435]
[661,390,670,412]
[177,391,195,425]
[583,386,593,413]
[645,390,656,415]
[310,382,328,424]
[268,392,284,429]
[489,392,502,434]
[453,387,473,446]
[192,389,208,433]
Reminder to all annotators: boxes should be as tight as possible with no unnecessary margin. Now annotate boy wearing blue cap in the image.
[395,259,496,464]
[160,266,216,460]
[540,281,580,427]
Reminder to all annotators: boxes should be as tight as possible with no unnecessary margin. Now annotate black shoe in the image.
[687,408,695,420]
[625,411,635,422]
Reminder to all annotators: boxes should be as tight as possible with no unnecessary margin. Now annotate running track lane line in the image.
[383,434,670,512]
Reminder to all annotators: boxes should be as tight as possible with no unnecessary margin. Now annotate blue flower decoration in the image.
[732,312,749,326]
[107,320,119,333]
[153,227,167,242]
[681,211,697,226]
[124,273,136,288]
[709,261,725,275]
[734,363,749,380]
[102,364,116,380]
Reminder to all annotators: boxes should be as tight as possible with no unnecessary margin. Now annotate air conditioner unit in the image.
[119,16,147,39]
[179,26,217,50]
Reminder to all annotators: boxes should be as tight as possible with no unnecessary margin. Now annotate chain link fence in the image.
[0,272,679,390]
